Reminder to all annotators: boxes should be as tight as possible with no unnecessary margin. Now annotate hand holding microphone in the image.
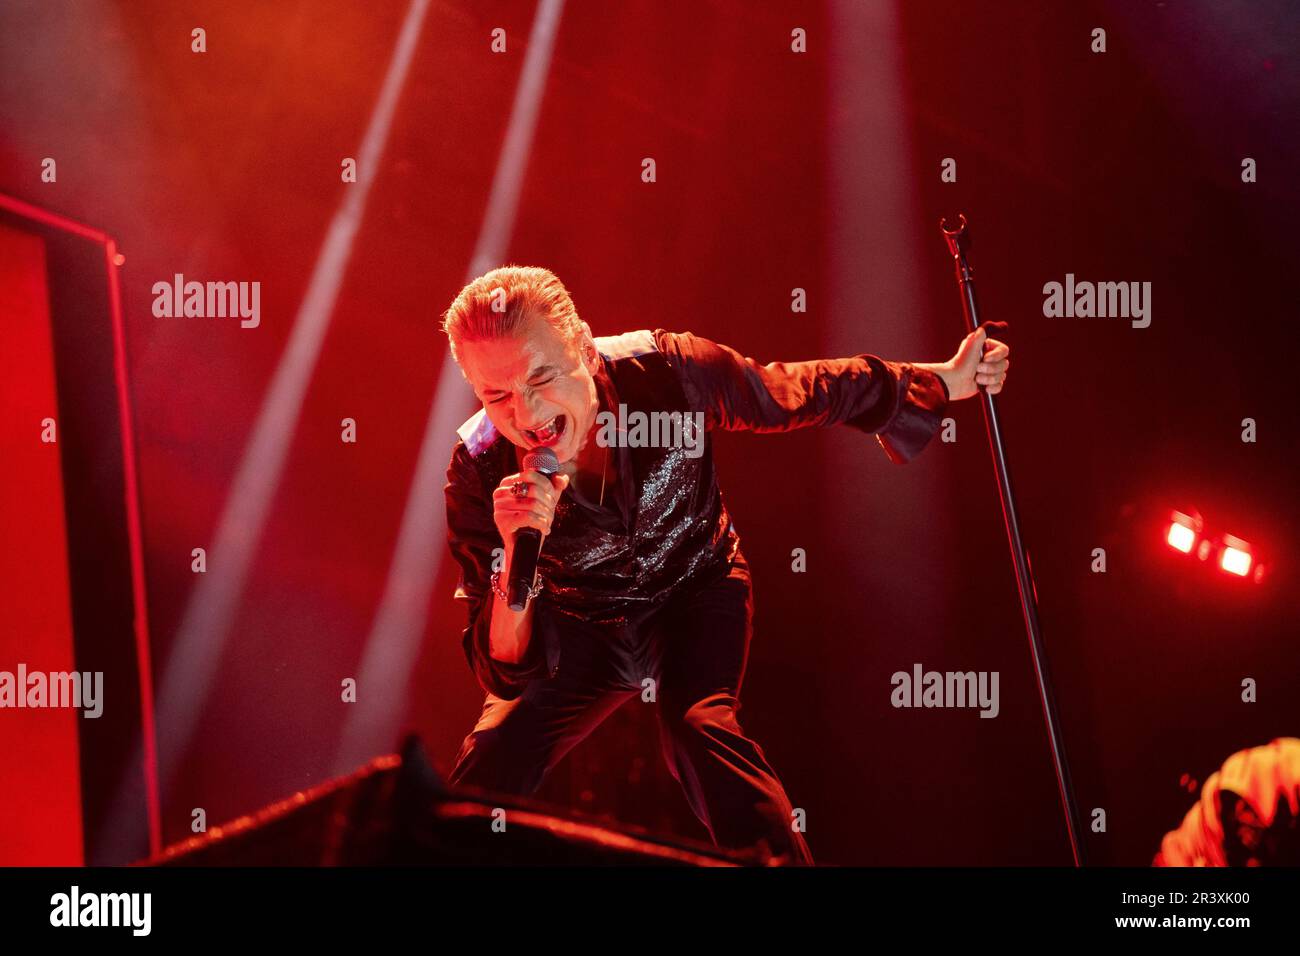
[492,447,569,610]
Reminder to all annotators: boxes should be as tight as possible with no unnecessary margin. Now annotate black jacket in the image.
[443,328,949,699]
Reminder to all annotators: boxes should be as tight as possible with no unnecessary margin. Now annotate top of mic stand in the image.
[940,213,971,259]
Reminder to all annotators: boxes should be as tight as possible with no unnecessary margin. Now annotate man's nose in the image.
[514,388,544,427]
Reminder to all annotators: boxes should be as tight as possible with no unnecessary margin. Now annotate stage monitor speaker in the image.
[149,736,764,866]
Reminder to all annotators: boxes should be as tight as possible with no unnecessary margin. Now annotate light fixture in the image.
[1166,510,1200,554]
[1220,534,1252,577]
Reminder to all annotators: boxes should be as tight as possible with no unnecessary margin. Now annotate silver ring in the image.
[510,480,529,499]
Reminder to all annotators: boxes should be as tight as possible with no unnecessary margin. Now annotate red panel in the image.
[0,223,84,865]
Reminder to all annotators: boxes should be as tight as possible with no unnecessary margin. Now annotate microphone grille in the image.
[521,447,560,475]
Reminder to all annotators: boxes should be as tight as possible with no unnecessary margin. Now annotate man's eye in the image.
[486,375,553,405]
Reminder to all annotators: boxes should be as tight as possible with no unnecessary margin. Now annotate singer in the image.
[440,266,1009,864]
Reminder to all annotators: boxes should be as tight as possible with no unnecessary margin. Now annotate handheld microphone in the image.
[507,446,560,611]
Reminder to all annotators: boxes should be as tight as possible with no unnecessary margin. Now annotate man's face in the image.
[458,312,600,464]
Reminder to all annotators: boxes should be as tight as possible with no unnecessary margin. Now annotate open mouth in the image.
[524,414,567,447]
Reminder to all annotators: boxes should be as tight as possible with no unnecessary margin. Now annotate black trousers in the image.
[447,555,814,865]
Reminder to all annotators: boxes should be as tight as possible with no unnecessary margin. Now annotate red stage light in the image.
[1166,511,1198,553]
[1220,534,1252,576]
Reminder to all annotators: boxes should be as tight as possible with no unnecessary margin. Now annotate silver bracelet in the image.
[490,570,542,605]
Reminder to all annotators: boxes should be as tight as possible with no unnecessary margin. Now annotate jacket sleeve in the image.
[654,329,950,464]
[1152,736,1300,867]
[444,444,548,699]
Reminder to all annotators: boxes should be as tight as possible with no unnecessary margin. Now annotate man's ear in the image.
[579,323,599,371]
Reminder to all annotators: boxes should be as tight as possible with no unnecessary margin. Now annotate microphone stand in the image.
[940,214,1086,867]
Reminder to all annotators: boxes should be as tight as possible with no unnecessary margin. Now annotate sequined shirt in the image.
[443,328,950,699]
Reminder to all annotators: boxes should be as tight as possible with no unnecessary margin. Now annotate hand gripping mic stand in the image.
[940,214,1086,867]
